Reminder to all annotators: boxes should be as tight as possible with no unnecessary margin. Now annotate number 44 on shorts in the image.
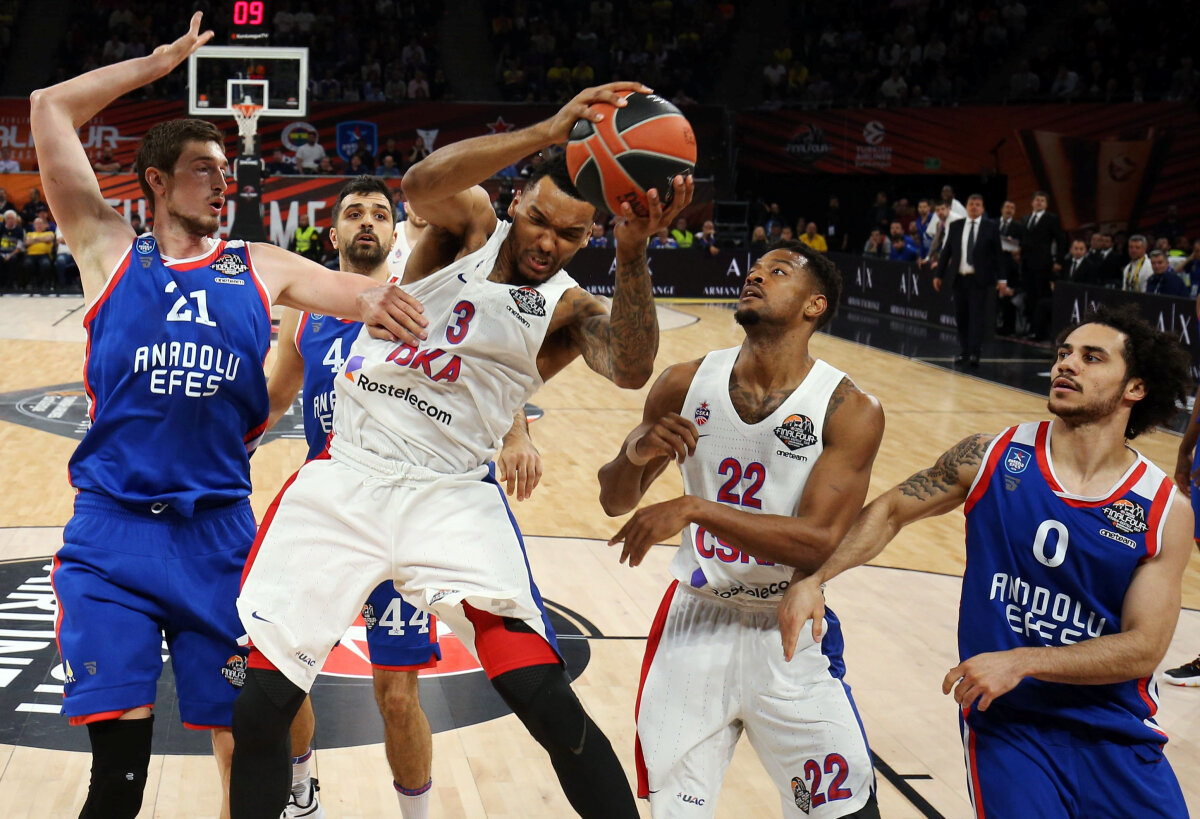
[362,599,431,637]
[791,753,854,812]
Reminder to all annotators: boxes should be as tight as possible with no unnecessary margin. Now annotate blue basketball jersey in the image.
[296,312,364,460]
[961,421,1176,744]
[69,237,271,516]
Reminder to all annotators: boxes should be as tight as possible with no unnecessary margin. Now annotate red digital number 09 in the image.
[233,1,265,25]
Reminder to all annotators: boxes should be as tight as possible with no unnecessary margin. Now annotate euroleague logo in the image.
[0,557,594,754]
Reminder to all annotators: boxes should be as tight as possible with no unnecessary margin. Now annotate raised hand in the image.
[151,12,215,71]
[612,174,695,252]
[544,81,654,144]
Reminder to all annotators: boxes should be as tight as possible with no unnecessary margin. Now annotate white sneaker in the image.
[282,777,325,818]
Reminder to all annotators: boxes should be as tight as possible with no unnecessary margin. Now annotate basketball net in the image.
[233,102,262,156]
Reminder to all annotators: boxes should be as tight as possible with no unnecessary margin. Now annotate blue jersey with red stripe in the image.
[69,237,271,516]
[296,312,363,460]
[961,420,1176,744]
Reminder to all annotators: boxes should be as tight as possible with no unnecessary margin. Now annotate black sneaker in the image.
[1163,656,1200,687]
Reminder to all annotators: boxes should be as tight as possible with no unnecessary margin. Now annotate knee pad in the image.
[79,717,153,819]
[232,667,306,756]
[491,663,588,753]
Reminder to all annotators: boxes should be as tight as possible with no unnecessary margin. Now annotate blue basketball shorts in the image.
[1190,438,1200,540]
[53,491,254,728]
[959,706,1186,818]
[362,581,441,670]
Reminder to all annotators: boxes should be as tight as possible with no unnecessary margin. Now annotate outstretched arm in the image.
[597,361,701,515]
[779,432,994,659]
[402,82,651,240]
[945,494,1193,711]
[29,12,214,300]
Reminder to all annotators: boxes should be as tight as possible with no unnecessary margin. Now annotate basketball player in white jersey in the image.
[386,201,428,281]
[599,240,883,817]
[231,81,694,818]
[266,177,541,818]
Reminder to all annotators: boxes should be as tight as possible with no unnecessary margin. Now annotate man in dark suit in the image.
[1087,232,1122,287]
[995,200,1026,335]
[1060,238,1102,285]
[935,194,1002,367]
[1019,191,1067,339]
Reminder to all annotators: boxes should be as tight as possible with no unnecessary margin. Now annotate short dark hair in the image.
[135,119,225,209]
[967,193,984,203]
[1033,190,1049,200]
[332,176,394,224]
[1055,303,1193,439]
[766,238,842,330]
[525,152,588,203]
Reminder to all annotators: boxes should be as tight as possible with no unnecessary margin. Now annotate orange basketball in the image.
[565,91,696,217]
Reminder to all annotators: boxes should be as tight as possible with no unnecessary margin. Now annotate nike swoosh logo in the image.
[457,273,467,282]
[250,611,273,623]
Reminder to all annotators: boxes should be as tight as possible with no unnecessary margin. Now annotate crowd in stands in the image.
[486,0,736,105]
[0,186,82,294]
[56,0,447,104]
[762,0,1198,107]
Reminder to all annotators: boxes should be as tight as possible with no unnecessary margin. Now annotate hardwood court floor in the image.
[0,296,1197,817]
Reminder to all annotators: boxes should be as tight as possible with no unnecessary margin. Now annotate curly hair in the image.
[756,238,842,329]
[1055,303,1193,439]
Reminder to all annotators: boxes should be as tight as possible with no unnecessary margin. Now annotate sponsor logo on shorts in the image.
[361,603,379,630]
[1004,447,1030,474]
[694,401,710,426]
[509,286,546,317]
[1099,529,1137,548]
[676,792,706,807]
[1101,499,1148,534]
[428,589,455,606]
[773,414,817,450]
[791,776,812,813]
[221,655,247,688]
[711,580,790,601]
[296,651,318,668]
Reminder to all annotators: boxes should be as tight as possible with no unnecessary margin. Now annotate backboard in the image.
[187,46,308,118]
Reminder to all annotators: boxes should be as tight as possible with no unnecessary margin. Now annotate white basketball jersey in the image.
[333,220,578,473]
[670,347,846,608]
[385,220,415,281]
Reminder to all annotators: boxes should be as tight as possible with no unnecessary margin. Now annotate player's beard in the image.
[1048,384,1124,427]
[734,307,762,326]
[168,204,219,237]
[343,236,389,268]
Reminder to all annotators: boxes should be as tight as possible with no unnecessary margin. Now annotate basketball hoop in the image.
[233,101,262,151]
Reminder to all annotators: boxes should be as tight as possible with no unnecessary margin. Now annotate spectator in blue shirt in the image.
[587,223,609,248]
[914,199,933,257]
[1144,250,1189,296]
[889,234,920,262]
[649,227,678,249]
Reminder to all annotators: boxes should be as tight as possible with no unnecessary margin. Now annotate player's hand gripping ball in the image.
[565,91,696,217]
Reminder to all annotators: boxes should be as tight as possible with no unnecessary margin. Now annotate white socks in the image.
[291,747,313,791]
[395,779,431,819]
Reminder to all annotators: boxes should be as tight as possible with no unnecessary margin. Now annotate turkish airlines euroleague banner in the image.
[0,98,726,176]
[737,103,1200,231]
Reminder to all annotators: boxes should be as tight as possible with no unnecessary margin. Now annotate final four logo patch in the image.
[1101,499,1148,534]
[791,776,812,813]
[211,253,249,277]
[509,286,546,317]
[773,414,817,450]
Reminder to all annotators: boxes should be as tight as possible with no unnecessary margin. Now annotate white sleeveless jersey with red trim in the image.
[332,220,578,473]
[385,219,414,281]
[669,348,846,608]
[961,420,1176,743]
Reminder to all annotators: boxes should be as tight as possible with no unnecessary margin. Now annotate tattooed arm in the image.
[780,432,994,658]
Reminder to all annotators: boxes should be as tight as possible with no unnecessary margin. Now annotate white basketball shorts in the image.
[635,581,875,818]
[237,438,559,691]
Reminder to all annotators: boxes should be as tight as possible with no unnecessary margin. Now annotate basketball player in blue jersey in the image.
[29,14,427,819]
[781,305,1193,818]
[231,82,693,818]
[598,240,884,818]
[1165,380,1200,686]
[267,176,542,818]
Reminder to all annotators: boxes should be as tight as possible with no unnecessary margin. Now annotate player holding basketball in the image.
[598,240,884,818]
[231,83,694,818]
[781,304,1192,818]
[267,176,541,818]
[30,15,426,819]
